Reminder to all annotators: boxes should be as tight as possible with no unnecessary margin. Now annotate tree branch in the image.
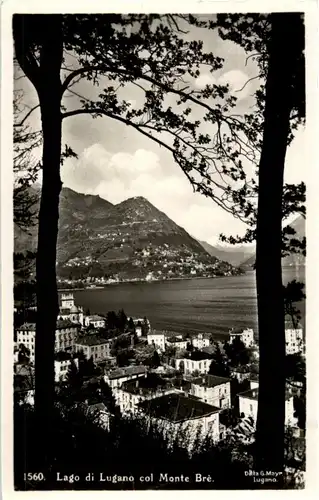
[61,107,248,222]
[14,105,40,127]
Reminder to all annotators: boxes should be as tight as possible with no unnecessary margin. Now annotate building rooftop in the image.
[56,319,79,329]
[17,323,36,331]
[147,330,165,337]
[238,388,292,401]
[75,335,110,346]
[15,364,35,377]
[59,308,72,315]
[14,374,35,392]
[230,365,251,374]
[121,375,168,395]
[201,345,217,355]
[285,317,302,329]
[87,315,105,321]
[229,328,246,335]
[191,374,231,388]
[187,351,212,361]
[166,336,186,344]
[138,393,220,423]
[107,365,147,380]
[87,402,108,413]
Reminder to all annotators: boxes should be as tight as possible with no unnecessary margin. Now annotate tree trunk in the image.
[254,13,303,478]
[33,16,63,468]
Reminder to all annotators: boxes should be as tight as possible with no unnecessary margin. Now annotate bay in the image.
[74,268,305,338]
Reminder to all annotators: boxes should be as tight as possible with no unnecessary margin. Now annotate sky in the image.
[15,16,305,246]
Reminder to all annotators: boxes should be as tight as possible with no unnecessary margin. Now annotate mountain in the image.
[15,187,240,282]
[198,240,255,267]
[241,215,306,269]
[14,187,114,254]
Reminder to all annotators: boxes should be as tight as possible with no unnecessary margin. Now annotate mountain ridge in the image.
[15,186,239,282]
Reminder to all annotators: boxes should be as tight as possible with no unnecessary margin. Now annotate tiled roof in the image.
[107,365,147,380]
[138,393,220,422]
[75,335,110,346]
[191,374,231,388]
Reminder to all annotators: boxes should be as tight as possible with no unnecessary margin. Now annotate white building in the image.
[147,331,166,351]
[60,292,75,309]
[54,354,79,383]
[135,325,142,337]
[285,320,304,355]
[16,320,80,363]
[133,317,151,335]
[238,388,297,427]
[84,315,106,329]
[104,365,147,390]
[115,377,179,414]
[74,335,111,362]
[190,374,231,409]
[191,333,210,350]
[165,336,188,351]
[229,327,255,348]
[176,353,211,375]
[55,320,80,353]
[58,292,84,325]
[138,393,225,451]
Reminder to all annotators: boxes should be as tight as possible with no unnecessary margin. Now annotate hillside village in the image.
[14,292,305,475]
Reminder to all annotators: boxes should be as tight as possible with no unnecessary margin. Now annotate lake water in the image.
[74,268,305,338]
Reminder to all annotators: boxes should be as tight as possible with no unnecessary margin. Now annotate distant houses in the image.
[14,286,305,456]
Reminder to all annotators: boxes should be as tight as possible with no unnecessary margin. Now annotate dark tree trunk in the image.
[255,13,304,478]
[34,16,63,468]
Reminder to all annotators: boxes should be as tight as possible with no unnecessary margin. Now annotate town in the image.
[14,291,305,481]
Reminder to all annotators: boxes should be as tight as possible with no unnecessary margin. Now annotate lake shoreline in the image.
[58,272,249,292]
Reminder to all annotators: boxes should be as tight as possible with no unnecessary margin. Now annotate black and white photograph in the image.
[2,4,311,492]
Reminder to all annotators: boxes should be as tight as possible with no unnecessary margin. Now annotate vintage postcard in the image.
[1,0,318,496]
